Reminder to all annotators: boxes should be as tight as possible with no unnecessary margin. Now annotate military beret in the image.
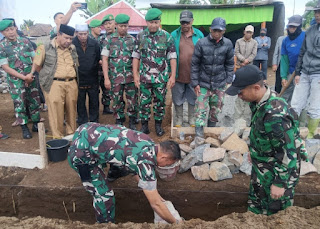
[115,14,130,24]
[145,8,162,21]
[102,14,114,23]
[0,19,14,31]
[89,19,102,28]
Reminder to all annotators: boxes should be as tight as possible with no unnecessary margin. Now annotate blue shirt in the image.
[254,36,271,60]
[281,32,305,74]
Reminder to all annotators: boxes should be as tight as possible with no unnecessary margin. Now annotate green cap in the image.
[145,8,162,21]
[0,19,14,31]
[115,14,130,24]
[89,19,102,28]
[102,14,114,23]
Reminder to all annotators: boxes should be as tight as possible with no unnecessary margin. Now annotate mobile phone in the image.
[79,2,87,9]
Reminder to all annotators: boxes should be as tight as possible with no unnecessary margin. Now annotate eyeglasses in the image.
[180,21,190,25]
[212,29,223,33]
[288,25,297,29]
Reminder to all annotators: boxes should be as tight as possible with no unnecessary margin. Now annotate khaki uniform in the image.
[34,39,78,138]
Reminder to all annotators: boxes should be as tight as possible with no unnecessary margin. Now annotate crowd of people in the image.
[1,0,320,224]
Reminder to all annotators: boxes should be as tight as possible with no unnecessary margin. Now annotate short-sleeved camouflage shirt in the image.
[101,32,135,84]
[0,37,35,80]
[68,122,158,189]
[132,28,177,84]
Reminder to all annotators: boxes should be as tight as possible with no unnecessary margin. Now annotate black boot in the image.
[115,117,125,126]
[21,124,32,139]
[129,116,136,130]
[140,120,150,134]
[195,126,204,138]
[155,120,165,136]
[32,122,48,133]
[107,164,132,182]
[207,120,216,127]
[103,105,113,115]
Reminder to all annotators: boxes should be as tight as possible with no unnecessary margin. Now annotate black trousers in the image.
[253,60,268,80]
[77,84,99,125]
[275,65,282,94]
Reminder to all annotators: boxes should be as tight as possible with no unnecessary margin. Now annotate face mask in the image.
[260,33,266,37]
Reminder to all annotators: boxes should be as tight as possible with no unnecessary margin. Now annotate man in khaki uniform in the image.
[29,25,79,138]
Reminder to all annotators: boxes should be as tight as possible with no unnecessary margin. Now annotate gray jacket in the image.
[296,24,320,75]
[272,36,285,66]
[191,35,234,90]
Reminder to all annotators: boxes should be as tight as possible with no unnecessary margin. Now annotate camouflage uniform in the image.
[0,37,40,124]
[101,33,138,120]
[195,87,225,127]
[98,34,112,108]
[49,27,57,40]
[132,28,177,121]
[68,122,158,223]
[248,87,308,215]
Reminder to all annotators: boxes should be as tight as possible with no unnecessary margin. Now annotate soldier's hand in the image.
[167,76,175,89]
[24,73,34,85]
[194,85,200,97]
[281,79,288,87]
[104,78,111,90]
[270,184,285,200]
[134,76,140,89]
[295,75,300,85]
[71,2,81,12]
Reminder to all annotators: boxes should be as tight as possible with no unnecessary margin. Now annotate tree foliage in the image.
[80,0,136,19]
[303,0,318,28]
[176,0,258,4]
[20,19,34,31]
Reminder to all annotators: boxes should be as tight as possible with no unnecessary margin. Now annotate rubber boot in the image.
[175,105,183,127]
[140,120,150,134]
[115,117,125,126]
[307,118,320,139]
[129,116,136,130]
[195,126,204,138]
[32,122,39,132]
[21,124,32,139]
[207,120,217,127]
[103,105,113,115]
[155,120,165,136]
[188,104,195,127]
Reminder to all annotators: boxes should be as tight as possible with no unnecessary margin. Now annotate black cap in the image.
[287,15,302,27]
[226,65,264,96]
[180,10,193,22]
[210,17,226,30]
[59,24,75,36]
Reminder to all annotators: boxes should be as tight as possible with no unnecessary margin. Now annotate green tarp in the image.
[160,5,274,32]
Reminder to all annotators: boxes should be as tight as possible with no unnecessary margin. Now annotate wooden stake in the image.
[73,201,76,213]
[12,193,16,214]
[38,122,48,168]
[63,201,71,221]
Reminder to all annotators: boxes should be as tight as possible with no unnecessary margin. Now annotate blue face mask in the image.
[260,33,266,37]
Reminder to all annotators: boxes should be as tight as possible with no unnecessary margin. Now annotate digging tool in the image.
[279,71,295,97]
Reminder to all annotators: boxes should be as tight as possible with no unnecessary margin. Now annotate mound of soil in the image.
[1,206,319,229]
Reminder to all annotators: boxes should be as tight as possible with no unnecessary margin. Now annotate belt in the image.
[53,77,76,82]
[79,85,92,89]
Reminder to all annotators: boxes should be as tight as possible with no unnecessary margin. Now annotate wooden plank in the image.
[38,122,48,168]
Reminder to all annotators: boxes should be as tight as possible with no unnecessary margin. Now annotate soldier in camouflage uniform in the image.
[68,122,182,223]
[132,8,177,136]
[88,19,102,40]
[226,65,308,215]
[0,20,41,139]
[101,14,138,129]
[97,14,115,115]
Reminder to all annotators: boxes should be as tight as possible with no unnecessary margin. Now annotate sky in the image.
[0,0,313,28]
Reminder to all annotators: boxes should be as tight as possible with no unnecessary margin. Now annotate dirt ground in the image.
[0,206,320,229]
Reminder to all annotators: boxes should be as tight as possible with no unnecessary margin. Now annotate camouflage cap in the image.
[115,14,130,24]
[0,19,14,31]
[89,19,102,28]
[102,14,114,23]
[145,8,162,21]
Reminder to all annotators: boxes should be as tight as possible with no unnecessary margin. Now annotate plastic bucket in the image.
[156,161,180,182]
[46,139,70,162]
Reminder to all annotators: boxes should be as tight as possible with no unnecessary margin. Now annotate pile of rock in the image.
[178,121,320,182]
[0,68,9,94]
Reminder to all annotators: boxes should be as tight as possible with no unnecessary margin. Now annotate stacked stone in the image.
[178,119,320,182]
[0,68,8,93]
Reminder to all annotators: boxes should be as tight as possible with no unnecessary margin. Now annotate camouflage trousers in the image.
[195,87,225,127]
[140,82,167,121]
[248,166,295,215]
[80,164,115,223]
[8,78,41,125]
[99,71,112,107]
[112,82,138,120]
